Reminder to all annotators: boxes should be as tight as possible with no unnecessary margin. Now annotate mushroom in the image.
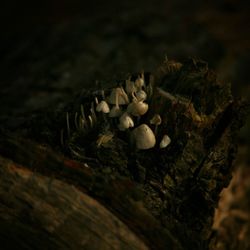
[109,106,123,117]
[135,90,147,101]
[107,87,129,105]
[127,100,148,117]
[96,100,110,113]
[108,88,125,117]
[118,112,134,131]
[150,114,162,134]
[127,92,148,116]
[131,124,156,150]
[160,134,171,148]
[135,77,144,90]
[135,72,145,90]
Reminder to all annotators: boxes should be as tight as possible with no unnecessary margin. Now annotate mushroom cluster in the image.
[93,73,171,150]
[63,73,171,151]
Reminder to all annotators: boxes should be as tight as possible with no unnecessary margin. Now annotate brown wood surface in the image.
[0,156,149,250]
[0,132,183,250]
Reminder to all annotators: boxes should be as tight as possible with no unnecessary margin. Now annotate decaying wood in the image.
[0,132,183,250]
[0,156,149,250]
[0,59,248,250]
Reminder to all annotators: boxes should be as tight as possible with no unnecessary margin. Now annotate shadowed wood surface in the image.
[0,156,149,250]
[0,132,183,250]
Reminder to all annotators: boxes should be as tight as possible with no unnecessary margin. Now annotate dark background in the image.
[1,0,249,115]
[0,0,249,248]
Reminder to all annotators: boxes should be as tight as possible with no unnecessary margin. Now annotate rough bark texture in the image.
[0,131,182,250]
[0,156,149,250]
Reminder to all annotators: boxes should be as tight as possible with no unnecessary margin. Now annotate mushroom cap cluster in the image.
[94,74,171,150]
[108,87,129,105]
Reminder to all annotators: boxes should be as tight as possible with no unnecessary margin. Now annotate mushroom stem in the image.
[120,87,129,103]
[66,112,70,138]
[154,125,158,135]
[74,112,79,130]
[79,117,86,130]
[88,115,93,128]
[95,97,99,105]
[141,70,145,80]
[157,87,177,102]
[115,88,119,108]
[131,91,137,102]
[80,104,88,129]
[90,102,97,123]
[150,114,162,136]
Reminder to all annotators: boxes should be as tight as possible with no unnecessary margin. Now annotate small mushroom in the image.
[118,112,134,131]
[96,100,110,113]
[150,114,162,134]
[108,87,129,105]
[131,124,156,150]
[135,72,145,90]
[160,135,171,148]
[135,76,144,90]
[109,106,123,117]
[127,100,148,116]
[127,92,148,116]
[135,90,147,101]
[109,88,123,117]
[88,115,93,127]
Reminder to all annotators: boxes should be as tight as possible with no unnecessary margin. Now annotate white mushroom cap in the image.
[135,77,145,90]
[160,135,171,148]
[132,124,156,150]
[107,87,129,105]
[135,90,147,101]
[109,106,123,117]
[150,114,162,126]
[127,100,148,116]
[96,100,110,113]
[118,112,134,131]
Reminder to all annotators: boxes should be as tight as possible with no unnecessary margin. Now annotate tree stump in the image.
[0,59,247,250]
